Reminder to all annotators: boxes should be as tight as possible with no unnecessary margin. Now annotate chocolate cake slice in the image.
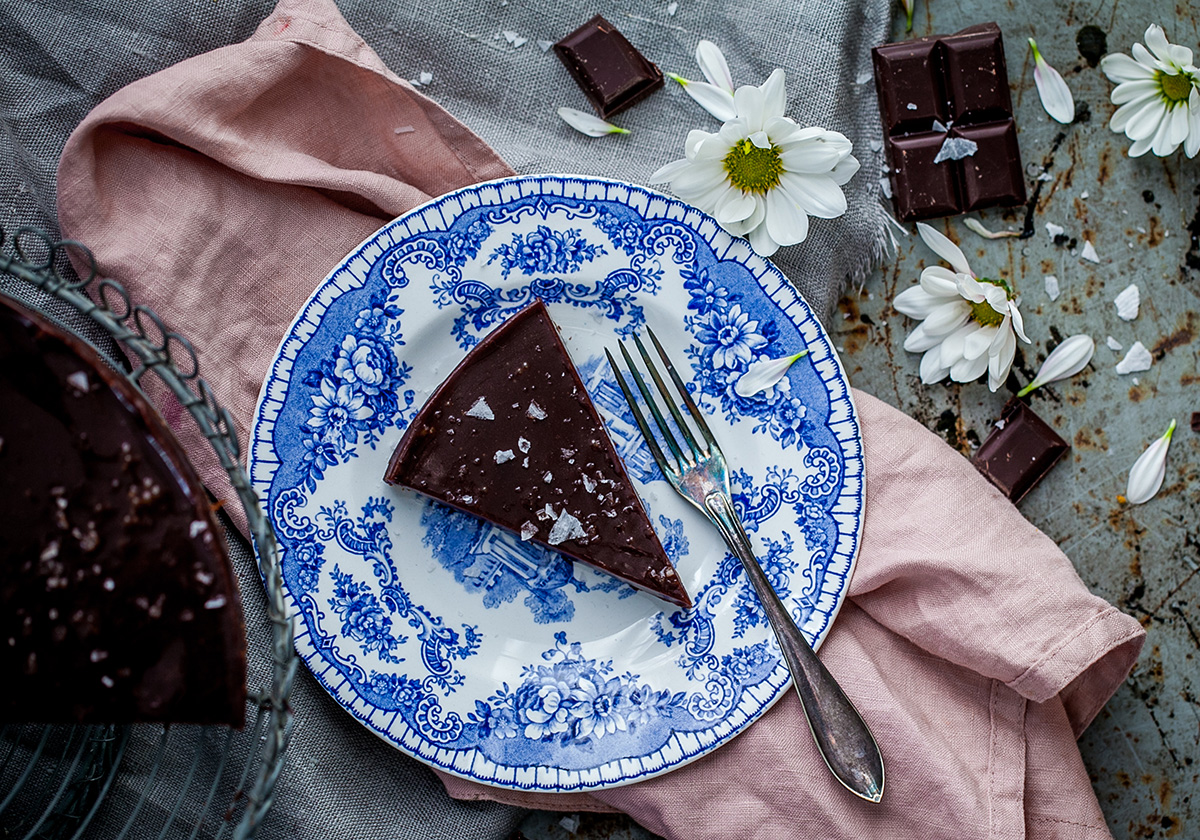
[385,300,691,609]
[0,295,246,726]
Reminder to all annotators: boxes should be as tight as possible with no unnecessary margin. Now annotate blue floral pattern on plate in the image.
[249,176,864,792]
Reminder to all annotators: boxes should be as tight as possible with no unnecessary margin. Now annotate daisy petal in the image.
[950,351,990,384]
[764,188,809,246]
[780,172,847,218]
[779,141,846,173]
[904,322,943,353]
[733,83,766,132]
[747,221,779,256]
[938,323,977,368]
[1100,52,1155,83]
[919,346,951,384]
[919,265,962,297]
[1144,25,1172,65]
[962,325,998,360]
[893,285,945,319]
[1111,79,1159,105]
[828,154,861,186]
[680,80,738,121]
[648,157,691,183]
[1009,302,1030,343]
[759,69,787,120]
[920,300,971,337]
[557,107,628,137]
[717,190,758,224]
[916,222,973,276]
[696,40,734,94]
[1029,39,1076,124]
[987,326,1017,391]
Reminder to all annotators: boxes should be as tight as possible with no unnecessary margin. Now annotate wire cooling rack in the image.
[0,227,295,839]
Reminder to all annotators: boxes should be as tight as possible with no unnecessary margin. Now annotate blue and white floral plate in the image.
[248,175,864,792]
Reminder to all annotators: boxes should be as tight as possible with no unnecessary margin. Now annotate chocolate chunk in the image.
[872,23,1027,221]
[1191,411,1200,433]
[554,15,664,118]
[971,398,1069,503]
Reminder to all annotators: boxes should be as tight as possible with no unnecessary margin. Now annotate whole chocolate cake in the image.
[0,294,246,726]
[385,300,692,609]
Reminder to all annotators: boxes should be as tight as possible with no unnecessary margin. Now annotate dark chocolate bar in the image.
[554,15,663,118]
[971,398,1069,503]
[872,23,1027,221]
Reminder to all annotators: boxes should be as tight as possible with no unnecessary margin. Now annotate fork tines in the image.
[605,328,720,477]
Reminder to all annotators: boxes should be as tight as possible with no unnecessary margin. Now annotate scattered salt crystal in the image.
[1037,171,1053,182]
[1113,284,1139,320]
[461,495,474,505]
[502,30,528,47]
[526,401,547,420]
[543,471,553,483]
[518,437,531,453]
[101,675,115,688]
[1080,190,1089,199]
[667,0,678,14]
[1080,240,1100,263]
[933,136,978,163]
[538,503,556,521]
[204,595,227,610]
[559,815,582,833]
[878,177,892,199]
[536,39,554,52]
[1115,341,1152,374]
[103,578,115,591]
[1044,275,1060,301]
[195,570,214,585]
[394,126,415,134]
[520,521,538,541]
[90,650,108,662]
[495,449,515,464]
[67,371,89,392]
[560,448,575,458]
[931,119,948,133]
[855,70,873,85]
[994,418,1007,430]
[189,520,208,538]
[906,102,918,110]
[466,397,494,420]
[548,511,586,545]
[419,71,433,85]
[582,475,596,493]
[1045,222,1064,239]
[1132,376,1139,385]
[41,541,59,561]
[869,138,882,152]
[1106,336,1123,351]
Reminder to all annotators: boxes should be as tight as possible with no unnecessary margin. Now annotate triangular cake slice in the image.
[0,294,246,726]
[385,300,691,609]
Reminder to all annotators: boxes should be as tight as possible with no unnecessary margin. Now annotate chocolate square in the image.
[971,398,1069,503]
[873,23,1027,221]
[554,15,664,118]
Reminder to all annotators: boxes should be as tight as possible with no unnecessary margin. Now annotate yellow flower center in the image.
[723,139,783,194]
[1157,69,1194,106]
[969,277,1011,327]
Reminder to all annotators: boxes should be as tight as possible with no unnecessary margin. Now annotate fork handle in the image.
[704,492,885,803]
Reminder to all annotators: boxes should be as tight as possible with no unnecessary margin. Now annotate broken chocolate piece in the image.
[554,15,664,118]
[1191,412,1200,434]
[385,300,691,608]
[0,294,246,725]
[971,398,1069,503]
[872,23,1027,221]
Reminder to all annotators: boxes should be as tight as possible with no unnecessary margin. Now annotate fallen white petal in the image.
[1115,341,1152,374]
[965,218,1021,239]
[1029,39,1076,124]
[1113,283,1140,320]
[1017,334,1094,396]
[916,222,973,276]
[1081,240,1100,263]
[557,107,629,137]
[669,75,737,121]
[1044,274,1060,300]
[734,350,810,397]
[1125,419,1176,504]
[695,40,734,95]
[1106,335,1123,351]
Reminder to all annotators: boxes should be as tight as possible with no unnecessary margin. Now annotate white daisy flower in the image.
[649,69,860,257]
[893,223,1031,391]
[1100,24,1200,158]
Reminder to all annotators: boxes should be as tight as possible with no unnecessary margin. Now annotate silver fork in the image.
[606,328,884,803]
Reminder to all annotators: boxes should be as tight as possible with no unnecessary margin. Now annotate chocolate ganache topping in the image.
[0,295,246,726]
[385,300,691,609]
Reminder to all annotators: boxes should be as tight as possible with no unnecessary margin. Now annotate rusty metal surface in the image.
[521,2,1198,838]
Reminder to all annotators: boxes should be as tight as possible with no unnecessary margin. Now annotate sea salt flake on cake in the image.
[518,437,531,453]
[548,510,587,545]
[543,471,553,483]
[520,521,538,541]
[66,371,89,392]
[582,475,596,493]
[526,401,547,420]
[204,595,227,610]
[495,449,515,463]
[466,397,494,420]
[933,136,978,163]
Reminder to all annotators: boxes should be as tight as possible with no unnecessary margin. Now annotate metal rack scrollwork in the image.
[0,227,296,839]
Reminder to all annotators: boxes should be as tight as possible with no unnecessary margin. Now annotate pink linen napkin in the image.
[56,0,514,535]
[54,1,1145,837]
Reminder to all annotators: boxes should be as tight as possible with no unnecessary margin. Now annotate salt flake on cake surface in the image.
[1113,284,1140,321]
[518,436,531,453]
[466,397,494,420]
[495,449,516,464]
[548,510,587,545]
[526,401,547,420]
[520,521,538,541]
[1115,342,1152,374]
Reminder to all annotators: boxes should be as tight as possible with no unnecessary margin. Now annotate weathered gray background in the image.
[521,2,1200,839]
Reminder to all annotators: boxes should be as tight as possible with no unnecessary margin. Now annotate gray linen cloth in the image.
[0,0,890,837]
